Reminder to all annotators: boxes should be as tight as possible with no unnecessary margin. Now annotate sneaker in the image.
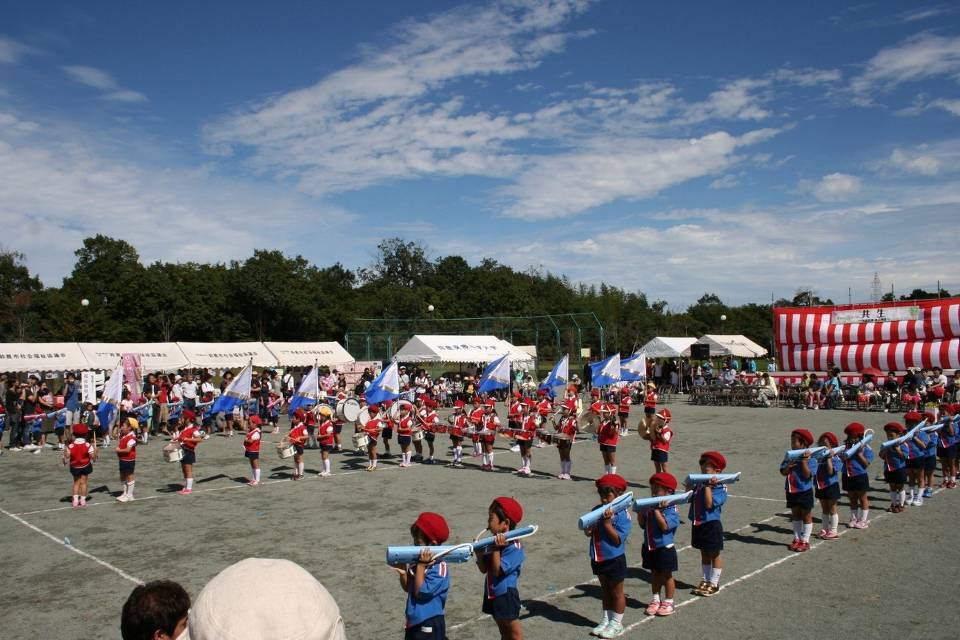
[847,519,859,529]
[72,497,79,508]
[914,498,923,507]
[692,580,709,595]
[535,442,547,448]
[788,539,801,551]
[590,621,610,637]
[453,462,464,468]
[23,444,37,451]
[509,444,521,453]
[817,529,827,539]
[656,602,675,616]
[854,520,869,529]
[949,481,957,489]
[318,471,331,477]
[116,494,128,503]
[701,584,719,596]
[923,487,933,498]
[10,447,21,452]
[366,466,376,472]
[644,601,661,616]
[178,488,193,495]
[599,621,624,638]
[246,480,259,486]
[822,530,839,540]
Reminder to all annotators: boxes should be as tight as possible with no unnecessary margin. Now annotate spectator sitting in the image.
[693,374,706,387]
[121,580,190,640]
[720,367,736,386]
[881,371,899,412]
[757,372,778,407]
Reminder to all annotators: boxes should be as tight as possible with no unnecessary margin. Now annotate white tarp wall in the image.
[696,334,767,358]
[392,335,536,369]
[264,341,355,368]
[175,342,278,368]
[79,342,190,372]
[0,342,90,372]
[638,337,697,358]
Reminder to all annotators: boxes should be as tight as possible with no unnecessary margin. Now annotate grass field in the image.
[2,402,957,640]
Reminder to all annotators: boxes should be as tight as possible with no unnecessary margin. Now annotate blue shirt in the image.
[842,444,874,477]
[688,483,726,525]
[589,505,631,562]
[815,455,842,490]
[64,381,80,412]
[883,443,908,471]
[924,432,939,456]
[907,430,929,459]
[781,456,818,494]
[484,541,524,598]
[640,504,680,550]
[405,561,449,627]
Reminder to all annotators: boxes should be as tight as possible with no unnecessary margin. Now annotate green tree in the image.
[0,249,44,341]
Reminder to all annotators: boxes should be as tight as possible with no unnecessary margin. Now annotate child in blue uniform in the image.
[689,451,728,595]
[392,512,451,640]
[585,473,632,638]
[841,422,874,528]
[780,429,818,552]
[476,496,525,640]
[936,404,957,488]
[903,411,928,506]
[922,411,939,498]
[814,433,841,540]
[640,472,681,617]
[879,421,909,513]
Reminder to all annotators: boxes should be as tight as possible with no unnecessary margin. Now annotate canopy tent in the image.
[79,342,190,372]
[695,334,767,358]
[175,342,278,369]
[392,335,536,370]
[0,342,90,372]
[637,337,697,358]
[264,341,355,368]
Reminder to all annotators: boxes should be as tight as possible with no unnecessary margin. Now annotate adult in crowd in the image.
[120,580,190,640]
[179,372,199,413]
[582,358,593,392]
[142,373,160,435]
[757,372,778,407]
[61,372,81,427]
[4,378,24,450]
[881,371,900,411]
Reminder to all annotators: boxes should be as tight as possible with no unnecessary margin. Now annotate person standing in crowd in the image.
[21,374,41,451]
[61,372,81,438]
[142,373,160,436]
[179,372,199,413]
[583,358,593,392]
[5,378,24,451]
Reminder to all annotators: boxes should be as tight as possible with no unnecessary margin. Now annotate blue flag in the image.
[620,353,647,382]
[590,353,621,387]
[539,354,569,398]
[364,362,401,405]
[288,365,320,416]
[478,353,511,393]
[211,363,253,414]
[96,364,124,428]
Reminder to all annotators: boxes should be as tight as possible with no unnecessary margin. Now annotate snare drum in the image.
[357,406,371,428]
[162,444,183,463]
[352,432,370,451]
[477,428,495,438]
[553,432,572,445]
[277,437,296,459]
[412,429,424,442]
[388,402,400,421]
[536,429,553,445]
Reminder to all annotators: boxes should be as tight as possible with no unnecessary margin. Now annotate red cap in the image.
[485,398,496,407]
[649,472,678,493]
[700,451,727,471]
[472,396,482,404]
[417,395,429,404]
[294,408,306,420]
[513,391,522,399]
[820,432,839,447]
[791,428,814,446]
[248,415,262,426]
[383,400,394,408]
[72,424,89,437]
[903,410,922,422]
[536,389,547,397]
[883,421,906,434]
[656,408,672,421]
[182,410,196,422]
[368,405,380,414]
[923,411,937,424]
[595,473,627,491]
[453,400,465,409]
[843,422,866,438]
[425,398,438,409]
[492,496,523,525]
[413,512,449,545]
[591,388,601,397]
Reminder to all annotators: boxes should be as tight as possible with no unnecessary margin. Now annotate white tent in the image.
[79,342,190,372]
[176,342,278,368]
[392,335,536,369]
[0,342,90,372]
[638,337,697,358]
[696,334,767,358]
[264,341,355,368]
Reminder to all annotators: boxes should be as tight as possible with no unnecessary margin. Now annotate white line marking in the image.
[727,494,783,503]
[1,507,143,585]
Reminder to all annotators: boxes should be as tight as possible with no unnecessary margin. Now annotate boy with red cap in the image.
[903,411,929,505]
[616,386,631,437]
[597,402,619,475]
[177,410,204,495]
[640,382,657,438]
[535,390,551,448]
[480,399,500,471]
[813,433,841,539]
[779,429,818,551]
[921,411,939,498]
[514,400,536,476]
[585,474,631,637]
[469,396,484,458]
[243,415,263,485]
[364,404,383,471]
[316,408,335,477]
[391,512,452,640]
[555,400,578,480]
[397,402,415,468]
[115,418,138,502]
[476,496,526,639]
[649,408,673,474]
[688,451,728,595]
[935,404,957,488]
[841,422,874,528]
[447,400,467,468]
[640,472,681,616]
[64,424,97,508]
[288,410,309,480]
[879,421,909,512]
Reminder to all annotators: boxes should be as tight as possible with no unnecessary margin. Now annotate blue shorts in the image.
[482,587,521,620]
[651,449,668,463]
[398,435,412,446]
[815,483,841,501]
[641,545,677,573]
[319,443,333,452]
[245,451,260,460]
[842,474,869,492]
[70,464,92,477]
[923,456,937,471]
[381,428,393,440]
[180,449,196,465]
[599,444,617,453]
[691,520,724,552]
[786,489,814,510]
[118,460,136,474]
[591,554,627,580]
[404,615,446,640]
[294,445,305,455]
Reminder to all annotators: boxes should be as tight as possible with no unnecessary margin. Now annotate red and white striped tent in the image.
[774,298,960,372]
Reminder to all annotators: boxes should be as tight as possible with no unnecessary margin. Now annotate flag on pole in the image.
[288,364,320,416]
[620,353,647,382]
[539,354,569,397]
[364,362,401,405]
[590,353,621,387]
[211,362,253,414]
[96,364,124,428]
[478,353,511,394]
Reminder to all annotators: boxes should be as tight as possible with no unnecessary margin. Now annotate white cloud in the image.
[809,172,863,201]
[851,33,960,96]
[0,35,38,65]
[886,140,960,176]
[896,6,957,24]
[62,65,148,103]
[931,97,960,116]
[710,174,739,189]
[771,67,842,87]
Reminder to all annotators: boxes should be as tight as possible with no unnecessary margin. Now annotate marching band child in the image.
[585,473,631,638]
[397,402,415,468]
[555,400,578,480]
[333,386,348,452]
[243,415,263,486]
[814,433,841,539]
[65,424,97,508]
[447,400,467,468]
[476,497,526,640]
[689,451,727,595]
[469,396,484,458]
[480,399,500,472]
[903,411,928,506]
[381,400,395,459]
[922,411,939,499]
[640,382,657,438]
[115,417,138,502]
[177,411,204,495]
[780,429,818,551]
[364,404,383,472]
[640,472,681,617]
[597,403,619,475]
[936,404,957,488]
[289,410,309,480]
[649,408,673,474]
[879,421,908,512]
[513,400,536,476]
[392,512,452,640]
[422,398,441,464]
[617,387,631,437]
[317,408,335,477]
[535,390,551,448]
[268,392,282,435]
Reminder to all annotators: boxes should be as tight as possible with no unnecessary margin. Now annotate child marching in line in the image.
[640,382,657,438]
[648,408,673,474]
[447,400,467,468]
[332,386,347,452]
[597,403,619,475]
[243,415,263,486]
[689,451,727,595]
[640,472,681,617]
[397,402,415,468]
[469,396,484,458]
[514,400,536,476]
[480,399,501,472]
[841,423,874,529]
[879,422,909,512]
[381,400,395,459]
[616,387,631,437]
[585,474,631,638]
[391,512,452,640]
[814,433,841,539]
[780,429,818,551]
[316,408,335,477]
[64,424,97,508]
[421,397,441,464]
[364,404,383,472]
[115,418,138,502]
[476,497,526,640]
[555,400,578,480]
[936,404,957,488]
[921,411,939,499]
[903,411,928,506]
[535,390,551,448]
[288,410,309,480]
[177,410,203,495]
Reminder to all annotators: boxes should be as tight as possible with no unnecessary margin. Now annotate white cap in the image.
[185,558,346,640]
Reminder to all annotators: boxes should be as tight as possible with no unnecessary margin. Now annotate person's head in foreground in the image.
[121,580,190,640]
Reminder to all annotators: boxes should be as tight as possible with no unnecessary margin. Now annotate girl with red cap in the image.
[469,396,484,458]
[391,512,451,640]
[364,405,383,472]
[688,451,728,596]
[243,416,263,486]
[779,429,818,551]
[935,404,957,488]
[841,422,874,528]
[288,410,309,480]
[585,473,631,637]
[176,410,204,495]
[596,402,619,475]
[554,400,578,480]
[447,400,467,468]
[514,401,536,476]
[903,411,929,506]
[879,422,909,512]
[640,382,657,439]
[640,473,681,617]
[64,424,97,508]
[480,399,501,472]
[813,433,842,540]
[476,497,525,639]
[649,408,673,475]
[115,418,138,502]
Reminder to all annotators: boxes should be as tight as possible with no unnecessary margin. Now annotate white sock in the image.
[372,458,378,468]
[519,452,526,465]
[801,523,813,542]
[650,594,660,604]
[297,462,304,475]
[474,442,481,454]
[611,611,623,624]
[829,513,839,532]
[791,520,802,537]
[849,507,858,522]
[488,452,494,465]
[254,468,261,482]
[702,564,711,582]
[860,509,869,522]
[186,478,193,490]
[523,456,531,470]
[610,465,616,474]
[908,486,916,500]
[455,446,462,461]
[127,481,134,498]
[710,567,722,586]
[323,459,330,473]
[889,490,899,506]
[898,489,906,505]
[604,464,611,474]
[603,609,611,622]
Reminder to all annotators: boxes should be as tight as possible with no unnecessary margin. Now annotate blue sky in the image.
[2,1,959,308]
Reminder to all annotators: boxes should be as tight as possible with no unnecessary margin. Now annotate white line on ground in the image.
[1,506,144,585]
[726,494,784,502]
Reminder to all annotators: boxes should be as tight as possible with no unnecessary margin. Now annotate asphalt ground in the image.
[1,402,958,640]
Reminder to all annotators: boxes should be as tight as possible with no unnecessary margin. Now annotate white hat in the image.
[186,558,346,640]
